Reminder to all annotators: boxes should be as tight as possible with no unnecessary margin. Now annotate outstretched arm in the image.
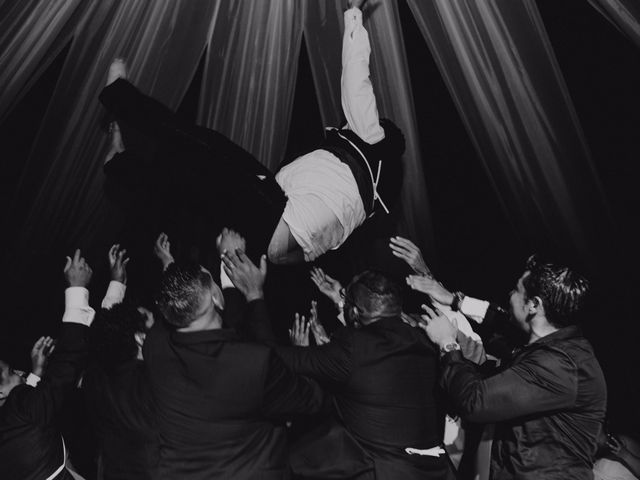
[341,2,385,144]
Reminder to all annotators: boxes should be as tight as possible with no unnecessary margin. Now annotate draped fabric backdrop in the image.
[0,0,433,272]
[2,0,631,279]
[588,0,640,48]
[406,0,612,266]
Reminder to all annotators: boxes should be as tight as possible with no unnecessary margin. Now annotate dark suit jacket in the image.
[441,325,607,480]
[276,317,452,480]
[83,359,159,480]
[0,323,88,480]
[143,313,325,480]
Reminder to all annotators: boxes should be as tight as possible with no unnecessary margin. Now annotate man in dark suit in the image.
[143,260,325,480]
[0,250,94,480]
[222,250,453,480]
[420,255,607,480]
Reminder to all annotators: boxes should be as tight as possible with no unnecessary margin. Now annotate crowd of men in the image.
[1,0,635,479]
[0,227,620,480]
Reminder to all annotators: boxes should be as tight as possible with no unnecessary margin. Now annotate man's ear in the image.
[528,296,543,314]
[212,283,225,311]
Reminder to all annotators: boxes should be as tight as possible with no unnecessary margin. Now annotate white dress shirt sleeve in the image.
[101,280,127,309]
[460,296,491,324]
[26,372,41,387]
[62,287,95,326]
[341,7,385,144]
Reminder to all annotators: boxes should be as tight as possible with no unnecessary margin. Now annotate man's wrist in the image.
[438,337,459,351]
[245,290,264,302]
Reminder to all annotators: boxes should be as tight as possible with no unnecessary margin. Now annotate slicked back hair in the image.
[345,270,403,323]
[523,254,590,328]
[157,262,214,328]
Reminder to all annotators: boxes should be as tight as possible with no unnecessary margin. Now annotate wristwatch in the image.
[441,342,461,354]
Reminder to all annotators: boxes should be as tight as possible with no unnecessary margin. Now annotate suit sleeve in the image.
[17,323,89,425]
[275,328,353,385]
[440,347,578,423]
[261,350,325,419]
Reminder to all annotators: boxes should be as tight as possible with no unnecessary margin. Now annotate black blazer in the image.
[276,317,452,480]
[143,317,325,480]
[0,323,88,480]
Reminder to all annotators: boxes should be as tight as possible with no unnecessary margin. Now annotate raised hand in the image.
[309,300,330,345]
[406,275,454,306]
[216,228,246,257]
[420,304,457,349]
[154,232,174,270]
[389,236,431,276]
[310,267,343,307]
[221,250,267,302]
[64,249,92,287]
[30,336,55,377]
[289,313,310,347]
[108,244,130,284]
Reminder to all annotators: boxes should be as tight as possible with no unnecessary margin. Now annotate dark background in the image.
[1,0,638,435]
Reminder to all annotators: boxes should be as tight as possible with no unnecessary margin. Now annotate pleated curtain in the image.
[405,0,612,265]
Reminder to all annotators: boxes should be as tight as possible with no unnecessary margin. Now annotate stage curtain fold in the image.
[406,0,611,264]
[8,0,219,262]
[0,0,88,122]
[303,0,435,260]
[198,0,303,172]
[587,0,640,48]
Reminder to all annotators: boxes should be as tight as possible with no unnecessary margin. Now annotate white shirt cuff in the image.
[220,261,235,289]
[101,281,126,309]
[63,287,95,326]
[460,297,490,323]
[26,373,41,387]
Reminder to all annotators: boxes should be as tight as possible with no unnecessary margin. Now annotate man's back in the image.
[337,318,441,452]
[278,317,450,479]
[144,324,324,480]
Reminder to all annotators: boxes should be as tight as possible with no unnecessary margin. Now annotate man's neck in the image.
[178,314,222,332]
[527,320,559,344]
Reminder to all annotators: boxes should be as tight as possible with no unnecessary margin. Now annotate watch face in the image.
[443,342,460,352]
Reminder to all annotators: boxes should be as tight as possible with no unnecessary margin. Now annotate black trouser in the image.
[100,79,286,260]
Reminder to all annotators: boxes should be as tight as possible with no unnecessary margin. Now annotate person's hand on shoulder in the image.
[419,304,458,350]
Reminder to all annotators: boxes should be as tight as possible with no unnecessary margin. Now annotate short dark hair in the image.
[89,302,147,368]
[157,262,213,328]
[522,254,589,328]
[345,270,403,321]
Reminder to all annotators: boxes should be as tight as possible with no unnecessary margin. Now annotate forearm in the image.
[440,350,578,423]
[341,7,384,144]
